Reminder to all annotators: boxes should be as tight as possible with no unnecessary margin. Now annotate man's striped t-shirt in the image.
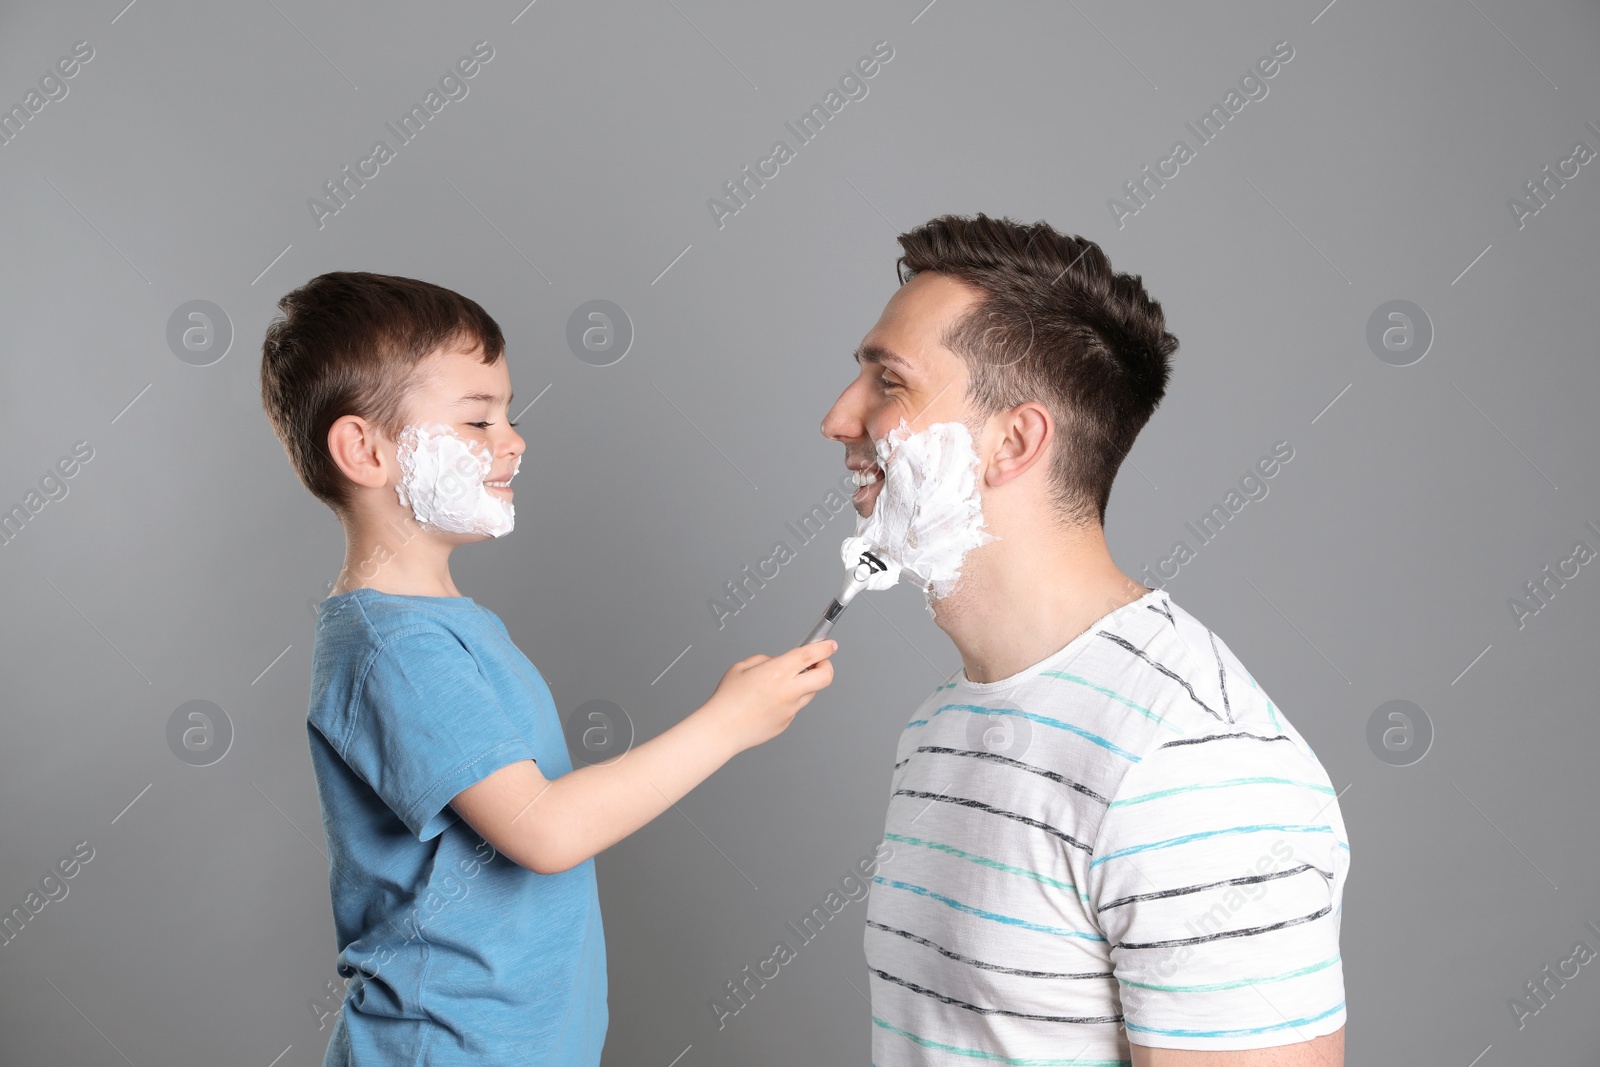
[864,585,1348,1065]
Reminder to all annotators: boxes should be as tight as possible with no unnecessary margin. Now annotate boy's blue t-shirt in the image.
[305,587,606,1067]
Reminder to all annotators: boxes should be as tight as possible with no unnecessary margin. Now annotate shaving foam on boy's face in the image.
[394,422,518,538]
[840,417,996,603]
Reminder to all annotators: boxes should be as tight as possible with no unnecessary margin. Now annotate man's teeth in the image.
[851,467,883,488]
[486,480,512,488]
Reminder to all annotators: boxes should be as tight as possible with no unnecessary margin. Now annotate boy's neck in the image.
[331,509,464,598]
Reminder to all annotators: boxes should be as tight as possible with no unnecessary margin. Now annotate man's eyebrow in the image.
[854,343,914,373]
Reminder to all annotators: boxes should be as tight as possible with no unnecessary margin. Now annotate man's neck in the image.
[931,516,1148,685]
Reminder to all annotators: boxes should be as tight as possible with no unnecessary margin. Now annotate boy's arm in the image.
[450,640,836,874]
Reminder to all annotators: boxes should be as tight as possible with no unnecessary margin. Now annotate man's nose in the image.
[821,385,865,443]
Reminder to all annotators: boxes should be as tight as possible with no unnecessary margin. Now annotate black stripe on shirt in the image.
[1114,904,1333,950]
[1097,863,1334,913]
[1158,731,1293,750]
[1147,600,1175,625]
[869,967,1125,1025]
[1096,630,1227,724]
[1207,629,1233,723]
[867,920,1113,980]
[893,789,1093,853]
[913,746,1110,805]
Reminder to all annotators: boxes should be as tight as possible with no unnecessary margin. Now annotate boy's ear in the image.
[327,415,391,491]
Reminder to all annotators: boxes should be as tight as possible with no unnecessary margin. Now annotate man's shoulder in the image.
[1124,595,1340,798]
[1083,597,1347,885]
[1068,589,1320,764]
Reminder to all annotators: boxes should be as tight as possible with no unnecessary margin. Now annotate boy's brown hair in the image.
[260,271,504,518]
[895,213,1178,527]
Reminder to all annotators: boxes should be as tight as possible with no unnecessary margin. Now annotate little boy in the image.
[259,271,837,1066]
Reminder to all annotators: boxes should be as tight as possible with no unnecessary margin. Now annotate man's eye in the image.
[879,378,900,392]
[468,421,492,429]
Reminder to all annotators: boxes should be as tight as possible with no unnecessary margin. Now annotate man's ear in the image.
[984,402,1054,489]
[327,415,391,491]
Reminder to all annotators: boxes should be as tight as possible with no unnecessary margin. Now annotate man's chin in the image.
[851,480,883,518]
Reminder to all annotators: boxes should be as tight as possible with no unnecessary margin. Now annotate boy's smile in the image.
[395,341,526,523]
[321,333,529,598]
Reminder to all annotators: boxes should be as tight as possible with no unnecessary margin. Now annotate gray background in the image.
[1,0,1597,1064]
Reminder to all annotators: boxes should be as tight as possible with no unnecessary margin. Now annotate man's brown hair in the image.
[260,271,505,518]
[896,213,1177,526]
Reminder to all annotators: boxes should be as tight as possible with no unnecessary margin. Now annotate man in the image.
[822,214,1348,1065]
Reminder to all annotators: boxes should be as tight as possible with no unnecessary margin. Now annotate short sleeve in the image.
[1088,739,1348,1051]
[337,627,537,841]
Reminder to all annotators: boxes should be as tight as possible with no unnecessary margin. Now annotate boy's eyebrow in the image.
[453,391,513,406]
[854,343,915,375]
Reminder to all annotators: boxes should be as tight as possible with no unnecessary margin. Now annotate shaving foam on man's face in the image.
[840,418,996,602]
[395,422,520,538]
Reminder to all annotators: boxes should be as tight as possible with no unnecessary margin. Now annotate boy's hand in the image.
[453,639,838,875]
[702,639,838,754]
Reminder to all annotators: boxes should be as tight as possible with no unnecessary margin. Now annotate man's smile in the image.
[848,460,884,513]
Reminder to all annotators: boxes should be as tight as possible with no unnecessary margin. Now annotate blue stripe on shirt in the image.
[1109,776,1336,808]
[883,832,1090,901]
[916,703,1142,762]
[1090,822,1338,869]
[872,876,1104,940]
[872,1015,1131,1066]
[1118,953,1340,993]
[1122,999,1345,1038]
[1038,670,1185,734]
